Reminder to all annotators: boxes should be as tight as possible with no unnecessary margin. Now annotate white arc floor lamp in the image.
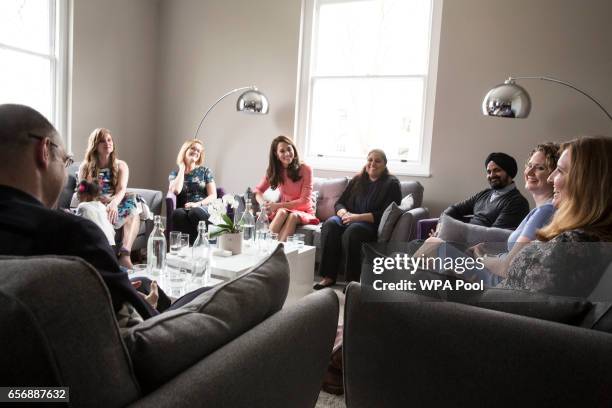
[194,86,269,139]
[482,76,612,122]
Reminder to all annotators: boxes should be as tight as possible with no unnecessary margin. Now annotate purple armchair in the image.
[416,218,440,240]
[416,215,475,240]
[165,188,225,239]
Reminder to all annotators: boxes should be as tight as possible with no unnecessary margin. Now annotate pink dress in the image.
[254,163,319,225]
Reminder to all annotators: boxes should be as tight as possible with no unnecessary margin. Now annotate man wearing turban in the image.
[442,152,529,229]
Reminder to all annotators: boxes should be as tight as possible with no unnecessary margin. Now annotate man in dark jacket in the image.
[443,152,529,229]
[0,104,159,324]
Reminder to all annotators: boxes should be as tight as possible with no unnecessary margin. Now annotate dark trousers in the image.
[172,207,210,244]
[317,216,378,283]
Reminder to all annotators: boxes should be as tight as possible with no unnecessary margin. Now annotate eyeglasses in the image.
[28,133,74,168]
[524,163,548,172]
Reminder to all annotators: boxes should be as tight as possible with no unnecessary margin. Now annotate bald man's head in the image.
[0,104,67,207]
[0,104,60,161]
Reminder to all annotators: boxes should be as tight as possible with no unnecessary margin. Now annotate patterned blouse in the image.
[97,168,138,228]
[168,166,214,204]
[499,230,612,297]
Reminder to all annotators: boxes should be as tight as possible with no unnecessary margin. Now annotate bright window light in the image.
[0,0,69,143]
[296,0,443,175]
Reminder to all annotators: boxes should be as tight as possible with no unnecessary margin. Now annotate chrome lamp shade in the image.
[194,86,270,139]
[482,76,612,122]
[482,80,531,118]
[237,89,269,114]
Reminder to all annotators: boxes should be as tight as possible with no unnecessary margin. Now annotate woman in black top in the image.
[314,149,402,289]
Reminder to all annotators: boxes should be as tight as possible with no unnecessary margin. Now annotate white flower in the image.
[208,213,224,226]
[222,194,238,209]
[207,198,225,225]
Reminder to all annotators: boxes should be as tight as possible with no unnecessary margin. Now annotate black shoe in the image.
[313,280,336,290]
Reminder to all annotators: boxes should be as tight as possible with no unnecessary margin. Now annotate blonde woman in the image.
[79,128,140,268]
[500,136,612,297]
[168,139,217,243]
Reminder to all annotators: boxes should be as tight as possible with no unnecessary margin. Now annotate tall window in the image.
[296,0,442,175]
[0,0,70,141]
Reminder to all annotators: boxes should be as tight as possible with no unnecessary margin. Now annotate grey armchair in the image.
[0,256,339,407]
[58,162,162,254]
[343,282,612,407]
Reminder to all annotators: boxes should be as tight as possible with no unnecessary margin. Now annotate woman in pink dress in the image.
[254,135,319,241]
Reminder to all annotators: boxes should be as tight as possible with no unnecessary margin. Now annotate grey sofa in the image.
[343,282,612,407]
[58,162,163,253]
[248,177,429,263]
[0,256,339,407]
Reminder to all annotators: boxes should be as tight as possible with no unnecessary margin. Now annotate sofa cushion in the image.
[378,202,405,242]
[388,208,420,242]
[399,181,424,208]
[125,244,290,390]
[437,214,512,245]
[377,195,416,242]
[400,193,414,210]
[313,177,348,220]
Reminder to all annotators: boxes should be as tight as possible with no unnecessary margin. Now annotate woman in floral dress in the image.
[79,128,141,268]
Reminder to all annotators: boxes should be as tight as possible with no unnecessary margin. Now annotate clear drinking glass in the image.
[179,233,190,257]
[292,233,305,249]
[286,235,295,250]
[268,232,279,252]
[256,230,269,254]
[167,267,186,298]
[169,231,182,255]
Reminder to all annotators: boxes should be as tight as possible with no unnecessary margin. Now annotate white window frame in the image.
[294,0,443,176]
[0,0,72,150]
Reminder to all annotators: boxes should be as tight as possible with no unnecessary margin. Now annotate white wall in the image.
[71,0,612,215]
[71,0,159,188]
[154,0,301,195]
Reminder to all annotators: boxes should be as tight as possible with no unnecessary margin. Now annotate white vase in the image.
[218,232,242,255]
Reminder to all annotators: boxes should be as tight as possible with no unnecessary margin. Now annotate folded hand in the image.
[132,280,159,309]
[107,202,118,225]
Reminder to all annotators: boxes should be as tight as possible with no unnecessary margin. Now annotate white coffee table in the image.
[131,265,224,299]
[167,243,316,307]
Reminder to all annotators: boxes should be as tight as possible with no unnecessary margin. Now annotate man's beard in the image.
[489,178,509,189]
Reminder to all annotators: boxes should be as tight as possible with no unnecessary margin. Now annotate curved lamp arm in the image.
[508,76,612,122]
[194,86,256,139]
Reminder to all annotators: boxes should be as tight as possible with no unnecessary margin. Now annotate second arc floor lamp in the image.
[482,76,612,123]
